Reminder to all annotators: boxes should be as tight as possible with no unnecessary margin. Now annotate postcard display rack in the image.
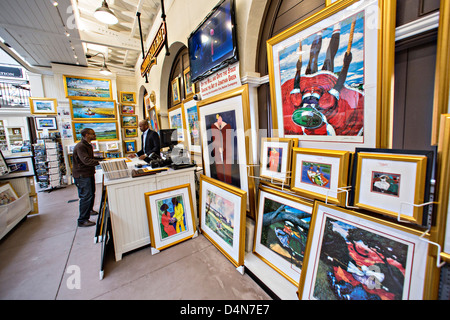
[33,139,65,191]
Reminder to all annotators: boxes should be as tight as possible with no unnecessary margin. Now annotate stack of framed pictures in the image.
[63,75,119,144]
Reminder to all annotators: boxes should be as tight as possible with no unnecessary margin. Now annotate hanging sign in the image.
[140,22,167,77]
[199,63,241,99]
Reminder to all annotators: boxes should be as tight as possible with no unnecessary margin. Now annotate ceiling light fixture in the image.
[86,52,112,76]
[94,1,118,25]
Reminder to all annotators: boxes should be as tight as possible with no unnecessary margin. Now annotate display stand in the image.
[34,138,66,193]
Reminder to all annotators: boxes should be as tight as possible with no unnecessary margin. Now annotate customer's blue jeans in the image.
[74,176,95,224]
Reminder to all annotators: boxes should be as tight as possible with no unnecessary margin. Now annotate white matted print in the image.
[199,174,246,267]
[260,138,297,184]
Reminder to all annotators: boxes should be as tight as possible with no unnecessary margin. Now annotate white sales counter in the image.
[103,159,197,261]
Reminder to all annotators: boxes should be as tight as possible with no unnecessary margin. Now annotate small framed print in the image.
[168,105,185,142]
[93,151,104,158]
[105,151,121,158]
[298,201,430,300]
[144,184,197,252]
[124,127,138,138]
[199,174,247,268]
[120,91,136,104]
[29,97,57,115]
[124,140,136,154]
[121,115,138,128]
[259,137,297,185]
[291,148,350,205]
[0,182,19,205]
[2,157,35,179]
[105,141,119,151]
[183,66,194,98]
[350,148,434,225]
[171,77,181,105]
[90,140,99,151]
[35,117,58,131]
[253,184,313,286]
[121,105,135,114]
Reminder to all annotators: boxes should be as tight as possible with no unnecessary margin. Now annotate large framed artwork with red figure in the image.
[198,84,256,218]
[267,0,396,150]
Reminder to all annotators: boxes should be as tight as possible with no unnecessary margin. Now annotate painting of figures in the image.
[145,184,196,252]
[70,99,116,120]
[371,171,401,197]
[301,161,331,189]
[63,75,112,98]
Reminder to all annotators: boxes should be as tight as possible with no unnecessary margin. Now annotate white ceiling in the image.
[0,0,160,76]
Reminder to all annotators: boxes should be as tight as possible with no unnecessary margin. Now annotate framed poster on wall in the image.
[266,0,395,150]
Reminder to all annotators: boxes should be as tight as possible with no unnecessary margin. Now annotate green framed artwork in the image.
[63,75,112,99]
[69,98,117,120]
[72,121,118,142]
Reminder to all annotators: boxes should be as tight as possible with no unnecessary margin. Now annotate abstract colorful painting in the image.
[301,161,331,189]
[371,171,400,197]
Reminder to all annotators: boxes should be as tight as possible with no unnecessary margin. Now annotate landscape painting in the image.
[73,122,118,142]
[205,189,235,247]
[70,99,116,120]
[63,75,112,98]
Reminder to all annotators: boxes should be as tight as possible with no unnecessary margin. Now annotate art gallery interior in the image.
[0,0,450,303]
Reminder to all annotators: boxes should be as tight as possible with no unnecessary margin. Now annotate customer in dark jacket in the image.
[72,128,103,227]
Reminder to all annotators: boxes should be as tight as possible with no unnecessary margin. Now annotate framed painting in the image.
[197,84,255,216]
[3,157,35,179]
[72,121,118,142]
[168,105,185,142]
[183,66,194,98]
[63,75,112,99]
[124,127,138,138]
[105,151,121,158]
[121,105,135,114]
[253,184,313,286]
[0,182,19,205]
[69,98,117,120]
[105,141,119,151]
[350,148,434,226]
[121,115,138,128]
[123,140,137,154]
[144,93,151,118]
[148,106,160,132]
[267,0,395,150]
[0,150,10,177]
[183,98,201,154]
[171,77,181,105]
[259,137,298,185]
[35,117,58,131]
[298,201,430,300]
[291,147,350,206]
[67,144,76,154]
[199,174,246,268]
[90,140,99,151]
[29,97,57,115]
[144,184,197,252]
[93,151,104,158]
[120,91,136,104]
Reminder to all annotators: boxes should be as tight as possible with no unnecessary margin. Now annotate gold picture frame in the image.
[183,66,194,99]
[144,184,197,252]
[197,84,256,218]
[298,201,431,300]
[266,0,396,150]
[29,97,57,115]
[199,174,247,268]
[123,140,137,154]
[352,149,431,225]
[72,121,118,142]
[171,77,181,105]
[119,91,136,104]
[290,147,350,206]
[259,137,297,185]
[69,98,117,121]
[63,75,112,99]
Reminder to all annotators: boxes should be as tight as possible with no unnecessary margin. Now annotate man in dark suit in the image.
[127,119,161,162]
